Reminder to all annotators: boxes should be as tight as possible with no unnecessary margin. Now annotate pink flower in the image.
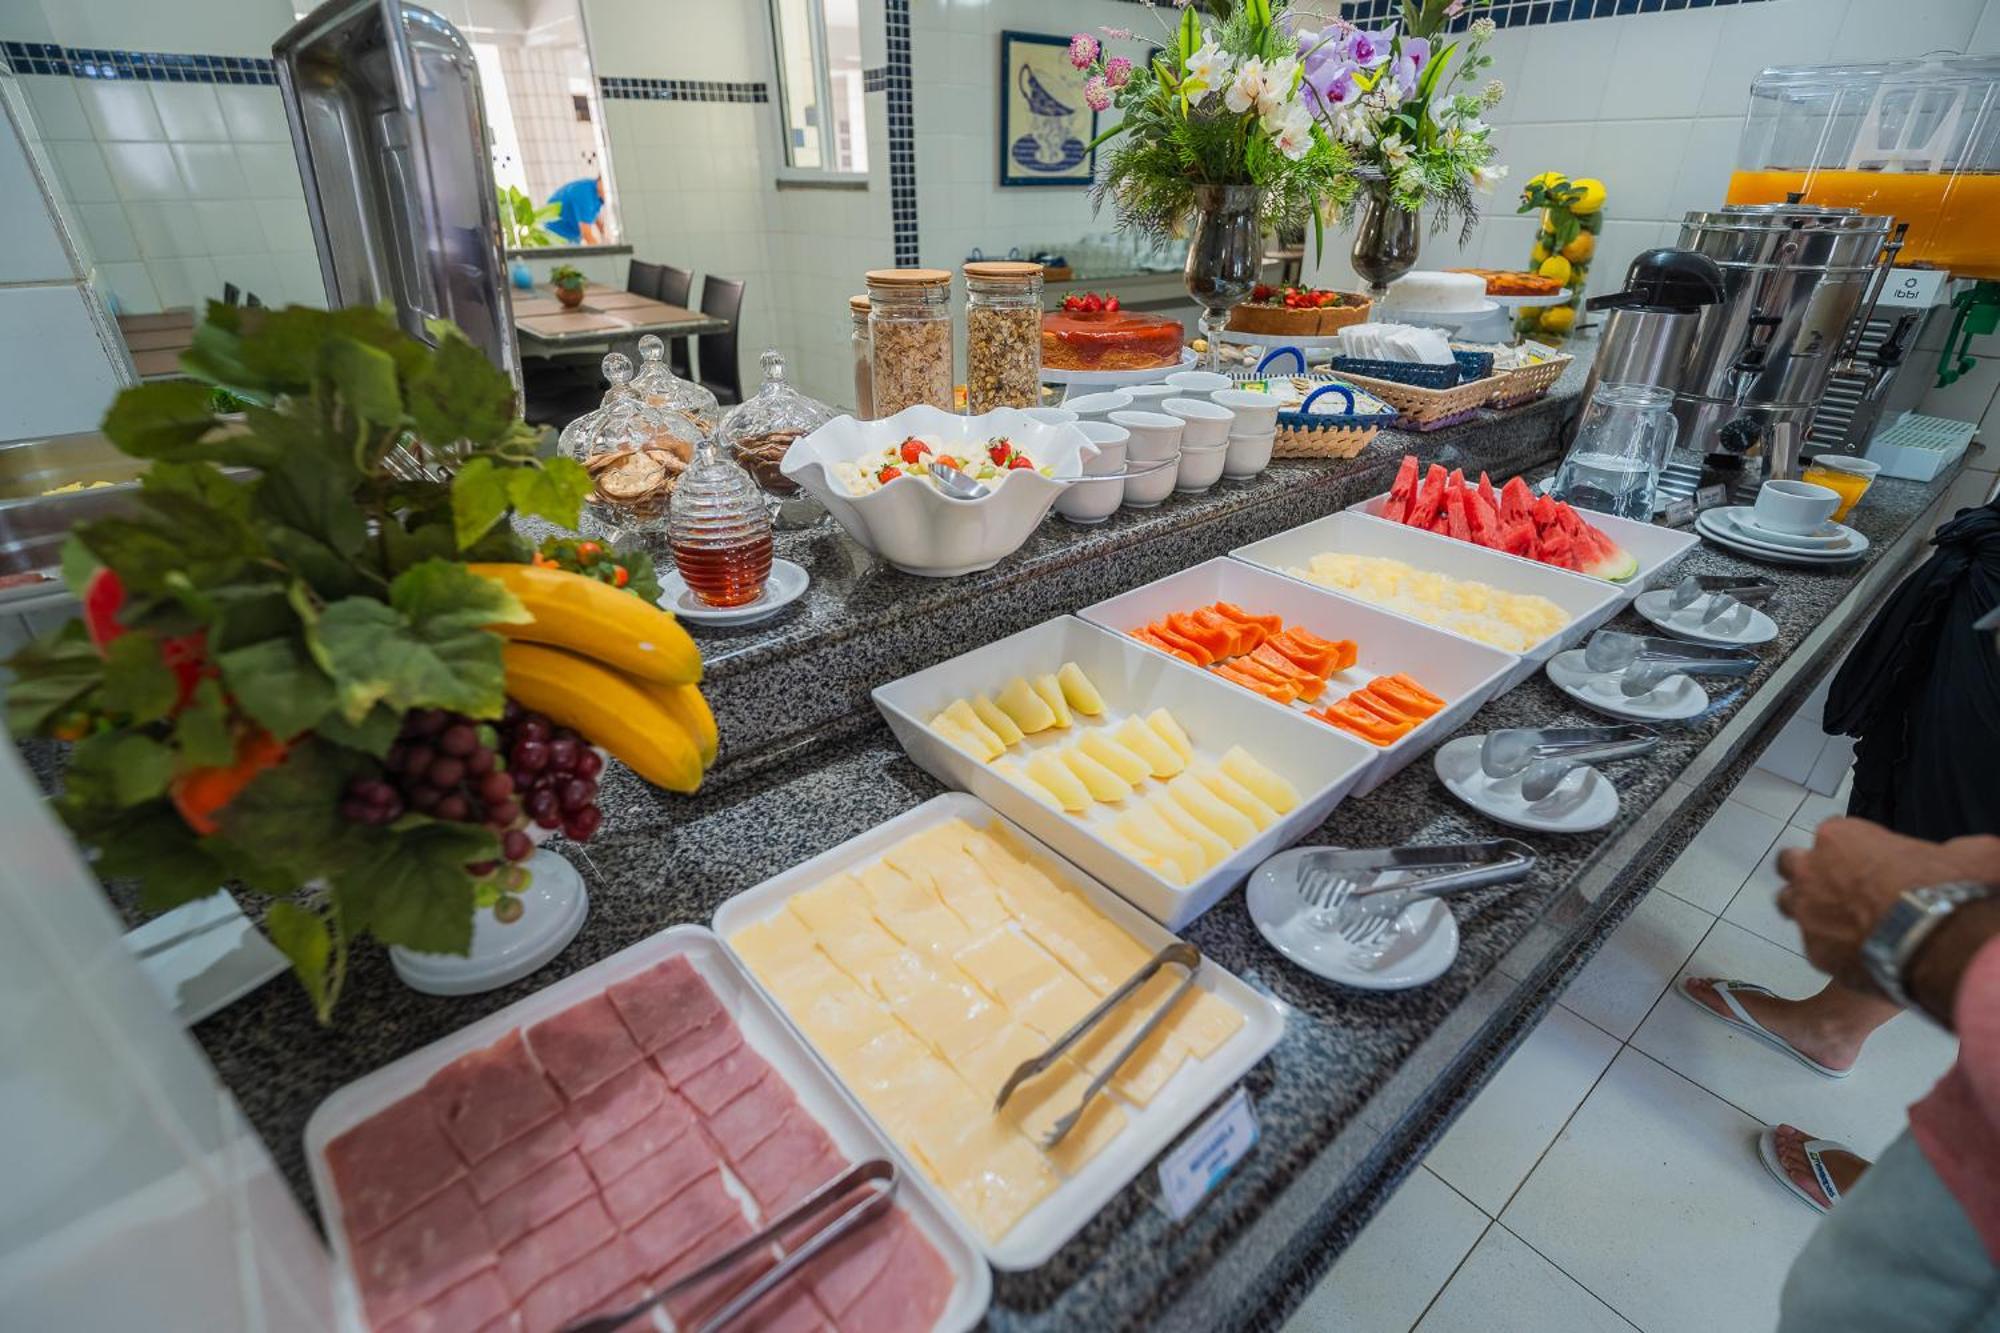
[1100,25,1135,40]
[1069,33,1100,69]
[1105,56,1133,88]
[1083,75,1113,111]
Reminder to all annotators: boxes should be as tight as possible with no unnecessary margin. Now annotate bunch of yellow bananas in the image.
[1516,172,1606,341]
[470,563,717,794]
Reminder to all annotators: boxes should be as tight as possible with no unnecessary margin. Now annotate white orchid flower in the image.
[1181,40,1227,104]
[1380,131,1413,168]
[1472,163,1509,192]
[1258,56,1300,119]
[1224,57,1268,114]
[1275,104,1315,160]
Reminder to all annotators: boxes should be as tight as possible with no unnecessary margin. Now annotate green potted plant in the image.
[498,184,562,250]
[551,263,587,309]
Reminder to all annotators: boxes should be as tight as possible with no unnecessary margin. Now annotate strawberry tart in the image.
[1226,285,1371,337]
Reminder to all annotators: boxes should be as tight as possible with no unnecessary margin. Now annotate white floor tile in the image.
[1656,801,1786,914]
[1630,920,1958,1159]
[1282,1169,1488,1333]
[1792,768,1854,832]
[1501,1048,1820,1333]
[1719,827,1815,957]
[1559,889,1715,1041]
[1416,1225,1636,1332]
[1424,1007,1621,1216]
[1729,769,1807,824]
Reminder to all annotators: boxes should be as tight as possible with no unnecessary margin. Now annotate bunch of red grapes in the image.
[340,704,605,864]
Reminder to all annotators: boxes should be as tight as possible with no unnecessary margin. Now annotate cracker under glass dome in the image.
[714,347,837,529]
[632,333,721,431]
[557,351,703,538]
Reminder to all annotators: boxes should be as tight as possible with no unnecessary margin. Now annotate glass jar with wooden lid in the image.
[865,268,953,416]
[849,294,873,419]
[963,260,1042,413]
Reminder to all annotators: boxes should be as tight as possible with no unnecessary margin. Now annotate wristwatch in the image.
[1861,881,1996,1009]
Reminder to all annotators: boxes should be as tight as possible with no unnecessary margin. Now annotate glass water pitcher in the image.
[1552,383,1679,520]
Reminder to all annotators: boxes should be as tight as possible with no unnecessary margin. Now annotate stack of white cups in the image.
[1108,408,1183,508]
[1053,420,1131,525]
[1211,388,1280,480]
[1163,397,1232,494]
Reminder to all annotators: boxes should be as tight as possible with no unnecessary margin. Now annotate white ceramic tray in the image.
[711,793,1286,1271]
[303,926,990,1333]
[871,616,1375,929]
[1077,558,1515,796]
[1230,511,1623,691]
[1345,493,1698,603]
[1040,349,1198,387]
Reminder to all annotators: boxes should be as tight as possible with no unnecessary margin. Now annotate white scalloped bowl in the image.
[781,406,1096,576]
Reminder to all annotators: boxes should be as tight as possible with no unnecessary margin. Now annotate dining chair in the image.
[626,259,666,300]
[662,265,695,378]
[696,275,746,406]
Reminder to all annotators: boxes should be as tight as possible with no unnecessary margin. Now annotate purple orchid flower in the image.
[1302,57,1360,114]
[1344,25,1396,70]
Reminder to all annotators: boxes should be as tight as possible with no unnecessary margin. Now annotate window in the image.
[770,0,868,176]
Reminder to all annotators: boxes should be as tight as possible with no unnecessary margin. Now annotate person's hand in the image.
[1775,819,2000,992]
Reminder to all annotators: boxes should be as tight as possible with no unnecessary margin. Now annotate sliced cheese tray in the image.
[871,615,1375,929]
[1232,511,1623,691]
[712,793,1286,1271]
[303,925,990,1333]
[1078,558,1515,795]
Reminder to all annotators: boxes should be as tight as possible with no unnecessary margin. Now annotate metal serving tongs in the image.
[995,941,1201,1148]
[1582,629,1759,697]
[1665,575,1776,635]
[1293,840,1538,955]
[1479,724,1661,801]
[563,1159,898,1333]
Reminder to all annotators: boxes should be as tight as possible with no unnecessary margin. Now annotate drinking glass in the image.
[1552,383,1679,520]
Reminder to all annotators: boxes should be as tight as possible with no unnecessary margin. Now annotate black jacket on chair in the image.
[1825,499,2000,841]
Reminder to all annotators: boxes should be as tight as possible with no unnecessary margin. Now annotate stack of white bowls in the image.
[1163,397,1232,494]
[1054,421,1131,525]
[1211,388,1280,480]
[1108,409,1183,508]
[1064,390,1133,422]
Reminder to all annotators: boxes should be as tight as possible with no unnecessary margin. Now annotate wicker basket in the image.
[1335,368,1497,432]
[1271,379,1399,459]
[1486,353,1573,409]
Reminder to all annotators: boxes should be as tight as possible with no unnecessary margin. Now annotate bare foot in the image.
[1772,1123,1869,1208]
[1681,977,1865,1072]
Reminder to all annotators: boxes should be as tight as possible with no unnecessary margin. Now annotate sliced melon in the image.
[1104,828,1186,885]
[1147,792,1230,870]
[1219,746,1300,813]
[1147,707,1194,763]
[1113,715,1184,778]
[971,693,1024,746]
[1061,745,1133,803]
[996,676,1057,733]
[931,713,998,761]
[1196,764,1279,831]
[941,698,1006,756]
[1166,773,1257,846]
[992,758,1056,808]
[1024,752,1092,812]
[1032,673,1073,729]
[1056,662,1105,715]
[1115,808,1203,883]
[1078,731,1150,785]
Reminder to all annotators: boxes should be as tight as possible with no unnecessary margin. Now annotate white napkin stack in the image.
[1334,322,1456,365]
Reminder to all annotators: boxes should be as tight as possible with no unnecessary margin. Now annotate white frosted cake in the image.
[1381,270,1489,314]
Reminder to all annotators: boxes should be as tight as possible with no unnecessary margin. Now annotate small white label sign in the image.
[1880,268,1947,310]
[1157,1087,1260,1220]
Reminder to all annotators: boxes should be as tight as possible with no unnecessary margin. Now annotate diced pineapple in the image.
[1024,752,1092,812]
[1112,716,1184,778]
[1115,807,1203,884]
[1078,731,1150,785]
[941,698,1006,755]
[1056,662,1105,715]
[1219,746,1301,813]
[1032,673,1073,729]
[996,676,1057,733]
[992,758,1057,808]
[1147,708,1194,763]
[971,693,1024,746]
[931,713,998,761]
[1166,773,1256,846]
[1061,745,1132,802]
[1196,764,1279,831]
[1147,792,1230,870]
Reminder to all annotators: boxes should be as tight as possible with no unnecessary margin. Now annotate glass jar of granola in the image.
[865,268,953,416]
[849,294,874,419]
[963,260,1042,414]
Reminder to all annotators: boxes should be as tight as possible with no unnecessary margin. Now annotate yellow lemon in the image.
[1569,178,1607,214]
[1530,241,1550,265]
[1538,255,1574,285]
[1540,304,1576,334]
[1561,232,1595,262]
[1527,171,1566,192]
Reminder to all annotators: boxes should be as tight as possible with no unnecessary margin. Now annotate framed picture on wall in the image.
[999,30,1099,188]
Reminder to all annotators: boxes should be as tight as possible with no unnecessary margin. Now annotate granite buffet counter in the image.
[190,357,1970,1331]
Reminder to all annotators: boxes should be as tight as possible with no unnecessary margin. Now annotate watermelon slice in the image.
[1500,475,1535,526]
[1430,509,1451,534]
[1409,463,1449,529]
[1501,518,1537,558]
[1444,476,1471,541]
[1539,526,1576,570]
[1384,455,1421,523]
[1477,471,1500,517]
[1573,517,1639,582]
[1466,487,1501,548]
[1531,493,1561,532]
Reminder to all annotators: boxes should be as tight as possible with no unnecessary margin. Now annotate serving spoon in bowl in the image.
[927,457,1174,501]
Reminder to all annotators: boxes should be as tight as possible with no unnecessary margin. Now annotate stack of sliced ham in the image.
[326,956,955,1332]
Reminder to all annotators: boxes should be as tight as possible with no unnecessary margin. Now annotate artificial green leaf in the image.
[236,306,338,392]
[175,677,236,768]
[333,819,493,954]
[214,738,371,886]
[393,558,530,635]
[1177,3,1200,61]
[315,703,401,758]
[144,459,252,523]
[99,632,178,724]
[380,518,461,576]
[2,621,102,736]
[613,544,664,605]
[59,534,102,599]
[218,636,338,738]
[254,451,367,558]
[90,802,228,911]
[311,561,522,722]
[208,586,297,653]
[508,460,592,532]
[450,455,513,549]
[67,731,176,805]
[101,380,220,458]
[263,525,375,601]
[408,331,517,450]
[264,900,335,1022]
[320,335,403,429]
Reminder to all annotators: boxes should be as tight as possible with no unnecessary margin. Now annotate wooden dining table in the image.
[512,283,728,353]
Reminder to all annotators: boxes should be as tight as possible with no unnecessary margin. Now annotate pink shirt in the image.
[1909,934,2000,1262]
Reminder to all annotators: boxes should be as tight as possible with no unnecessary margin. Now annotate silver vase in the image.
[1184,184,1262,372]
[1351,179,1422,299]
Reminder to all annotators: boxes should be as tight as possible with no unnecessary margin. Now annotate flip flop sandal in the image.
[1758,1125,1851,1215]
[1676,978,1853,1079]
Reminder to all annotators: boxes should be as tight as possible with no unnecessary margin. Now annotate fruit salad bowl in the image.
[781,406,1095,576]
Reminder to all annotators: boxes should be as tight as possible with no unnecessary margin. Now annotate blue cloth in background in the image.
[545,177,602,242]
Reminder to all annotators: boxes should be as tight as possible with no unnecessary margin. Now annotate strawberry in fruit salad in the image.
[837,434,1051,495]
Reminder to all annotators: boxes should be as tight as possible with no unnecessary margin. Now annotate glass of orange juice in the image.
[1800,456,1880,522]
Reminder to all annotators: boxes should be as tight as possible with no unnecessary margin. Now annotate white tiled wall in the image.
[500,43,605,204]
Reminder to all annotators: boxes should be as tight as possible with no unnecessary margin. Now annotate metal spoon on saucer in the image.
[1480,724,1660,801]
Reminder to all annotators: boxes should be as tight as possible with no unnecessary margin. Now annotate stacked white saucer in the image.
[1695,479,1870,566]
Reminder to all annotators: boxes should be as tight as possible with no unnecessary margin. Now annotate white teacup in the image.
[1163,396,1233,449]
[1108,409,1184,463]
[1164,369,1232,400]
[1751,479,1840,536]
[1020,406,1079,426]
[1211,387,1281,437]
[1065,390,1134,421]
[1121,383,1179,409]
[1057,422,1129,524]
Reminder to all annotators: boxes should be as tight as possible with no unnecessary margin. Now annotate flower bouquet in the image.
[1514,171,1608,341]
[4,304,717,1021]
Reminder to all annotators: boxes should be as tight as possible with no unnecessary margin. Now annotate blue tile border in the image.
[0,40,277,84]
[598,76,768,104]
[884,0,917,266]
[1337,0,1764,24]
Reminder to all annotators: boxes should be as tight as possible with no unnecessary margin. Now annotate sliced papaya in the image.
[1319,699,1413,746]
[1348,687,1420,726]
[1264,629,1340,677]
[1194,606,1262,656]
[1132,627,1199,665]
[1211,601,1284,635]
[1384,672,1446,710]
[1212,662,1297,705]
[1250,644,1327,700]
[1150,621,1215,665]
[1167,610,1234,660]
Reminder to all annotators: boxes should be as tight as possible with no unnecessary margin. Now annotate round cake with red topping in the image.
[1226,285,1371,337]
[1041,292,1186,371]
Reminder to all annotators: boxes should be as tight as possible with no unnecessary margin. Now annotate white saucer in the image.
[1040,349,1198,387]
[1634,589,1779,647]
[1245,848,1460,990]
[1433,736,1620,834]
[659,558,808,625]
[1712,506,1855,551]
[1487,290,1574,309]
[1694,510,1867,566]
[392,849,589,996]
[1546,648,1711,722]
